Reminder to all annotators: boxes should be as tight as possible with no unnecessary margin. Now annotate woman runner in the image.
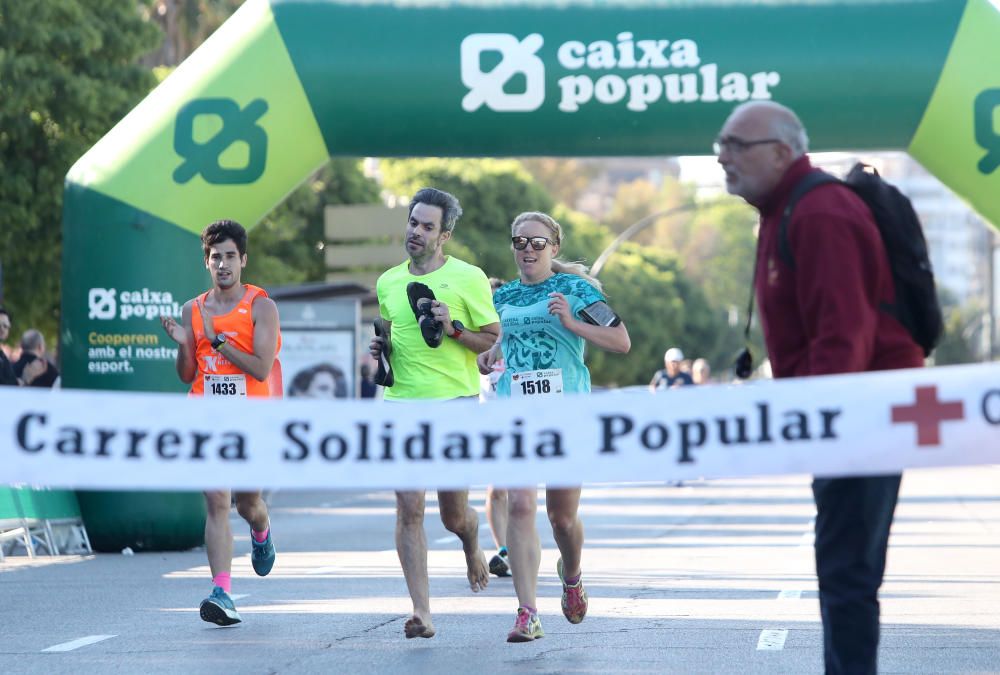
[477,211,630,642]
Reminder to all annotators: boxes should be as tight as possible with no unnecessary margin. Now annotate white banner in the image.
[1,363,998,490]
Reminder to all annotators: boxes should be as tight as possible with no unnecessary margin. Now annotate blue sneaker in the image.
[199,586,242,626]
[251,529,275,576]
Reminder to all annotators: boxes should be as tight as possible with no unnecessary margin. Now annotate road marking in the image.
[434,535,455,544]
[42,635,116,652]
[756,629,788,651]
[307,566,339,574]
[777,590,801,600]
[230,594,250,600]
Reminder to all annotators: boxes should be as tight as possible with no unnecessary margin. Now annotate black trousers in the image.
[812,474,902,675]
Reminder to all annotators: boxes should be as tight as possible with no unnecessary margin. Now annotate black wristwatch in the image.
[211,333,228,351]
[450,320,465,339]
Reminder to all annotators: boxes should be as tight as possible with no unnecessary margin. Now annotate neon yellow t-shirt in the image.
[376,256,499,400]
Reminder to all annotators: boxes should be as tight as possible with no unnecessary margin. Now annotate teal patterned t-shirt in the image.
[493,273,605,397]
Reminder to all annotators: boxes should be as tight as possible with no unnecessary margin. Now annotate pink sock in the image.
[564,572,581,586]
[212,572,232,593]
[252,527,269,543]
[520,605,538,615]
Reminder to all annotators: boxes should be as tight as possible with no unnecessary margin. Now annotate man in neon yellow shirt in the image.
[370,187,500,639]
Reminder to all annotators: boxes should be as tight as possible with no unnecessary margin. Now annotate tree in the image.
[0,0,161,341]
[140,0,243,67]
[519,158,599,210]
[244,159,381,286]
[592,242,734,386]
[932,289,982,365]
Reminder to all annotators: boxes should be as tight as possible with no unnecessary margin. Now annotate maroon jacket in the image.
[752,156,924,378]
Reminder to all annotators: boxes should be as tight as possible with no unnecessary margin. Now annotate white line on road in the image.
[307,566,339,574]
[434,535,455,544]
[756,629,788,651]
[42,635,116,653]
[230,594,250,600]
[777,589,802,600]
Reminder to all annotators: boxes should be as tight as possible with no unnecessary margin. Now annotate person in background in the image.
[359,363,378,398]
[649,347,693,391]
[482,277,511,578]
[692,358,712,385]
[13,329,59,388]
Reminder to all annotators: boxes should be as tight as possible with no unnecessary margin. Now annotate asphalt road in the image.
[3,466,1000,673]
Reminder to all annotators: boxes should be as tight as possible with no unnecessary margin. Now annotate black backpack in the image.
[777,162,943,357]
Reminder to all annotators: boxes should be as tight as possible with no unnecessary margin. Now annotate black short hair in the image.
[0,306,10,322]
[201,219,248,257]
[289,363,347,398]
[409,188,463,232]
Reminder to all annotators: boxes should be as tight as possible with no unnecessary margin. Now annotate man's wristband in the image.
[450,319,465,339]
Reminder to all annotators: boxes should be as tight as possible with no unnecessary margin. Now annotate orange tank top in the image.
[190,284,282,398]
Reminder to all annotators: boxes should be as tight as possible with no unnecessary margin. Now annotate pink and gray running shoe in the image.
[507,606,544,643]
[556,557,588,624]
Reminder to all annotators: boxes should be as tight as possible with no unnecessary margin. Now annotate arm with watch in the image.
[429,299,500,354]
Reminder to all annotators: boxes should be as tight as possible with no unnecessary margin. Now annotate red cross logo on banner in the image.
[891,385,964,446]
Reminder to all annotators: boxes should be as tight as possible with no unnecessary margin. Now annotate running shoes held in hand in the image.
[406,282,444,348]
[373,318,394,387]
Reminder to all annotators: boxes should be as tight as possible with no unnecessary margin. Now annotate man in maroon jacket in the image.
[716,101,924,675]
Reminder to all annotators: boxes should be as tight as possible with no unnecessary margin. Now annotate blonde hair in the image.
[510,211,603,291]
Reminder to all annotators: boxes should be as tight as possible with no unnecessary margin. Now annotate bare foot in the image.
[465,547,490,592]
[404,614,436,639]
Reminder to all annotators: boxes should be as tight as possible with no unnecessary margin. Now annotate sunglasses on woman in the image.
[511,235,555,251]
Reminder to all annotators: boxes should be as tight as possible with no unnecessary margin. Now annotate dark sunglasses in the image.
[511,236,554,251]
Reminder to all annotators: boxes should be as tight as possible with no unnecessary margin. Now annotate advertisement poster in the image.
[280,330,354,399]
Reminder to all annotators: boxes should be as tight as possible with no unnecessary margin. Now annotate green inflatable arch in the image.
[63,0,1000,393]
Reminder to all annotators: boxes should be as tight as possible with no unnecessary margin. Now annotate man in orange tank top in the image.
[161,219,281,627]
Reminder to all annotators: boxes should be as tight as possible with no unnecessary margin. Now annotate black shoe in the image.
[406,282,443,348]
[373,318,394,387]
[489,551,511,577]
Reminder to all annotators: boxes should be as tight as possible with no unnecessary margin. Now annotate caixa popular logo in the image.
[173,97,268,184]
[460,32,781,114]
[461,33,546,112]
[975,88,1000,175]
[88,288,182,321]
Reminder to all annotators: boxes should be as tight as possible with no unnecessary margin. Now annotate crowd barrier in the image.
[0,486,91,560]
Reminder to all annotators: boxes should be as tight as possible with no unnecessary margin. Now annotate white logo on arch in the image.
[88,288,117,320]
[461,33,545,112]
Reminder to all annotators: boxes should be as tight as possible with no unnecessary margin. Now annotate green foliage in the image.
[244,159,381,286]
[379,158,554,282]
[600,175,762,376]
[141,0,244,66]
[519,158,599,208]
[549,204,612,268]
[0,0,160,341]
[593,243,734,386]
[683,198,758,309]
[933,289,982,365]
